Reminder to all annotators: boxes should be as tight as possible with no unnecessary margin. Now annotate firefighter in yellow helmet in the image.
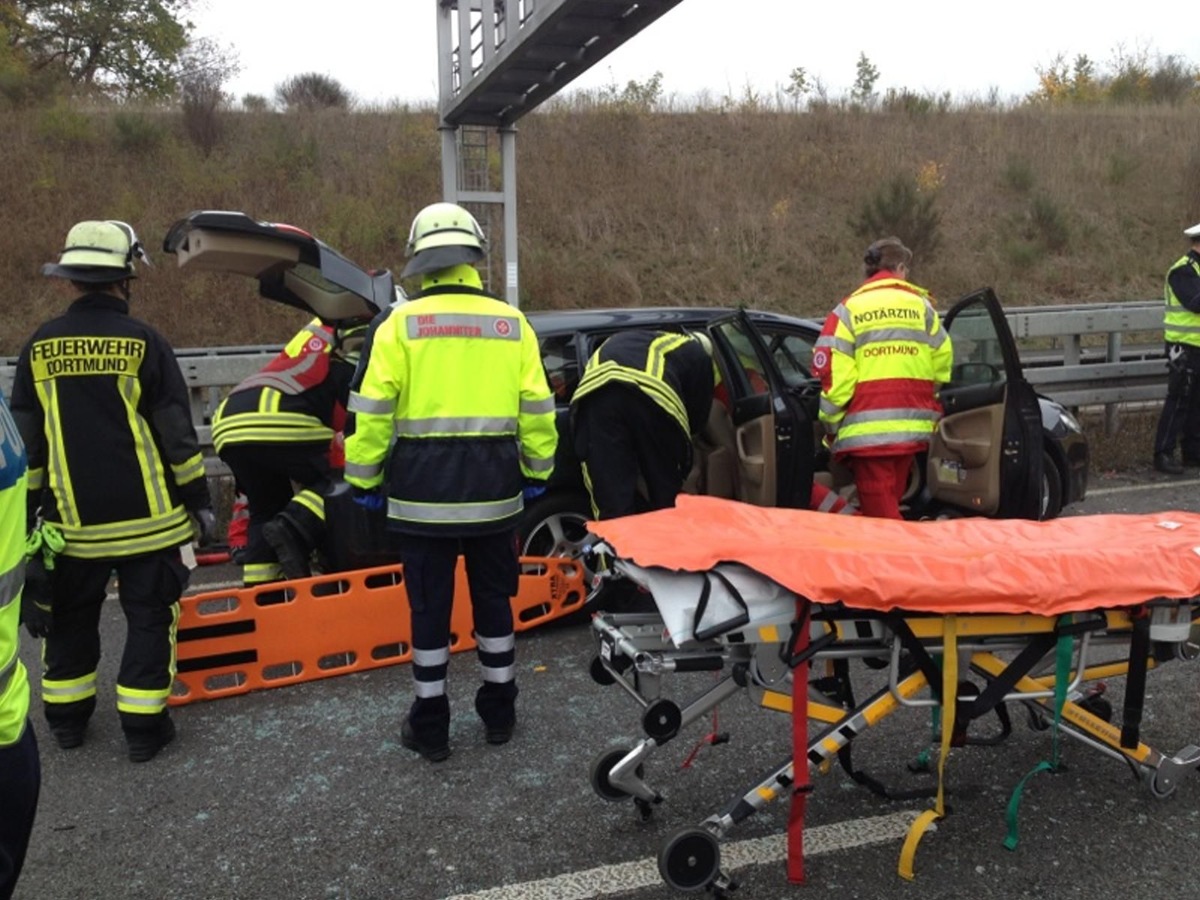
[812,237,953,519]
[10,220,216,763]
[343,202,557,762]
[0,390,39,897]
[212,317,371,584]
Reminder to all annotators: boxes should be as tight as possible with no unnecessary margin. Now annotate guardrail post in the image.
[1105,331,1122,435]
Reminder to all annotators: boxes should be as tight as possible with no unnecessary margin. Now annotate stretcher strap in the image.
[1121,612,1151,749]
[787,600,812,885]
[899,615,958,881]
[1003,626,1073,851]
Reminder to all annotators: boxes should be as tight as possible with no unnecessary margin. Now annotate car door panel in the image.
[928,288,1043,519]
[708,313,812,509]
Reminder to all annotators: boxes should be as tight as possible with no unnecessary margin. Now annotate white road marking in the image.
[1087,477,1200,497]
[443,810,918,900]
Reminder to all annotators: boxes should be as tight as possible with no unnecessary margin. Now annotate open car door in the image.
[707,311,813,510]
[162,210,394,324]
[927,287,1043,518]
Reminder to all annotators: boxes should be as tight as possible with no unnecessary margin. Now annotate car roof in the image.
[524,306,820,335]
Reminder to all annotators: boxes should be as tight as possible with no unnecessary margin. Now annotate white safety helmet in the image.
[42,219,148,283]
[692,332,713,356]
[401,202,487,278]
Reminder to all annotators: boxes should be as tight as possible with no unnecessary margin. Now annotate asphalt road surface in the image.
[13,463,1200,900]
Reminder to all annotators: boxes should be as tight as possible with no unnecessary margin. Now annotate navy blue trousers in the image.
[0,722,40,900]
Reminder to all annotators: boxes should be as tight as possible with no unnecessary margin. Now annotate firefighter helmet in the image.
[401,202,487,278]
[692,332,713,356]
[42,220,143,283]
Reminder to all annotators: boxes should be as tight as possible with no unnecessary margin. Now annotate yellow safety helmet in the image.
[401,202,487,278]
[42,219,147,283]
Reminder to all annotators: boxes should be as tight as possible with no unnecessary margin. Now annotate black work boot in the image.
[49,719,88,750]
[401,696,450,762]
[263,517,312,580]
[475,681,518,745]
[1154,453,1185,475]
[124,713,176,763]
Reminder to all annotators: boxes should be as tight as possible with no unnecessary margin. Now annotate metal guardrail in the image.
[0,300,1170,461]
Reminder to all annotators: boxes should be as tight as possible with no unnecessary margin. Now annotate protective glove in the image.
[20,554,54,639]
[522,482,547,502]
[352,487,386,512]
[192,508,218,546]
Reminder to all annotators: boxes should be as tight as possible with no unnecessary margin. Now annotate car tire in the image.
[1039,448,1063,520]
[517,489,597,590]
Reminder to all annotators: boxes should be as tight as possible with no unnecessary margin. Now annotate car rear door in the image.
[707,311,813,509]
[928,287,1043,518]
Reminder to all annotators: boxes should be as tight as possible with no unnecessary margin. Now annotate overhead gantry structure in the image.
[436,0,686,306]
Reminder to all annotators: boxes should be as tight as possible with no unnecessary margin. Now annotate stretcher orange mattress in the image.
[587,496,1200,615]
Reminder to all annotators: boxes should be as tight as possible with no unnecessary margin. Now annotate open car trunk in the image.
[163,210,395,324]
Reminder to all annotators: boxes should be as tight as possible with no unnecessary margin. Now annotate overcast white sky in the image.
[189,0,1195,107]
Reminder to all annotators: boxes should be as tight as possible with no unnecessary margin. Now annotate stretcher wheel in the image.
[658,825,721,893]
[590,747,643,802]
[590,656,616,685]
[1147,767,1179,800]
[643,699,682,742]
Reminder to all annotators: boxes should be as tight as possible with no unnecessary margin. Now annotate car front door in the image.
[928,287,1043,518]
[707,311,814,509]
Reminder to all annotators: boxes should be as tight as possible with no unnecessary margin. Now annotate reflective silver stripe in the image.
[481,665,515,683]
[856,328,941,349]
[236,347,326,395]
[412,646,451,667]
[521,454,554,473]
[832,305,853,330]
[0,559,25,610]
[824,335,856,356]
[842,408,941,426]
[42,673,97,700]
[343,460,382,479]
[0,654,16,696]
[413,679,446,698]
[475,633,515,654]
[520,395,556,415]
[814,491,839,513]
[389,494,523,524]
[394,416,517,436]
[348,392,393,415]
[406,313,521,341]
[835,430,933,451]
[837,504,858,515]
[819,397,842,417]
[116,691,167,710]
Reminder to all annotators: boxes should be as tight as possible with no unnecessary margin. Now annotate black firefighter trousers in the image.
[42,549,189,738]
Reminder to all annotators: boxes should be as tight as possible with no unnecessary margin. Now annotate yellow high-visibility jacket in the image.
[343,266,557,536]
[814,274,953,457]
[0,395,30,748]
[1163,253,1200,348]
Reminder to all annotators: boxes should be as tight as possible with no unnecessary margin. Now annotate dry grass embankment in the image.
[2,100,1198,466]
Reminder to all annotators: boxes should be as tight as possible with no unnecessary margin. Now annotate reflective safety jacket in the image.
[1163,251,1200,348]
[571,331,714,440]
[343,266,557,536]
[0,396,28,748]
[10,293,212,559]
[813,273,953,458]
[212,318,356,452]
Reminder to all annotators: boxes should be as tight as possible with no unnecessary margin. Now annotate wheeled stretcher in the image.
[583,496,1200,895]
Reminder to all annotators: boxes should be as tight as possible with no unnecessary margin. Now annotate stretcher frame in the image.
[586,558,1200,896]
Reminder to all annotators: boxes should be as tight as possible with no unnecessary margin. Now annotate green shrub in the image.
[112,111,166,153]
[1105,151,1139,186]
[1002,157,1035,193]
[35,102,94,146]
[849,174,942,264]
[1029,193,1070,252]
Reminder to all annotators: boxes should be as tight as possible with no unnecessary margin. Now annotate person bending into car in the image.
[570,330,714,519]
[812,237,953,519]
